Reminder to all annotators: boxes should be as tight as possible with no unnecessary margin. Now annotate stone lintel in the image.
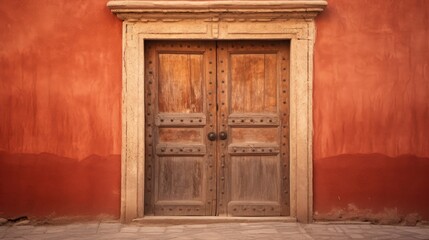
[107,0,327,18]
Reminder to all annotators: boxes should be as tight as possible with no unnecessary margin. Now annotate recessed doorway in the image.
[107,0,325,223]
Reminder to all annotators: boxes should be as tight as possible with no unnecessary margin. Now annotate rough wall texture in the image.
[314,0,429,222]
[1,0,428,222]
[0,0,122,219]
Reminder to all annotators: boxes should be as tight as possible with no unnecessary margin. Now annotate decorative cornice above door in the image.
[108,0,327,19]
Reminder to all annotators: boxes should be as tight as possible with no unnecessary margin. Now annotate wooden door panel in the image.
[230,53,278,113]
[145,40,290,217]
[158,53,204,113]
[158,128,203,143]
[230,156,280,201]
[230,128,278,143]
[229,155,281,216]
[157,156,204,201]
[145,41,217,216]
[217,41,290,216]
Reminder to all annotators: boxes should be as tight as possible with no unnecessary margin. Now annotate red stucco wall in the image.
[1,0,428,222]
[314,0,429,222]
[0,0,122,219]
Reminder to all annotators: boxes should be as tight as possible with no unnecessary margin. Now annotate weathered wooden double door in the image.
[144,41,290,216]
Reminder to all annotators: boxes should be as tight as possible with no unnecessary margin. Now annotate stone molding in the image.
[107,0,327,13]
[107,0,326,223]
[107,0,327,21]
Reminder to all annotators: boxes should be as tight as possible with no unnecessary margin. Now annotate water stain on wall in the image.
[0,152,121,219]
[0,0,122,218]
[314,154,429,221]
[314,0,429,221]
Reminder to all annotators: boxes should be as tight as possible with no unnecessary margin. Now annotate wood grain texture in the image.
[231,128,278,143]
[157,157,204,201]
[158,53,203,113]
[230,156,280,201]
[145,41,216,216]
[159,128,203,143]
[230,53,277,113]
[218,41,290,216]
[145,40,290,217]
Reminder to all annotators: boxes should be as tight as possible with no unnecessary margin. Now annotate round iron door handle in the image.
[207,132,217,141]
[219,131,228,140]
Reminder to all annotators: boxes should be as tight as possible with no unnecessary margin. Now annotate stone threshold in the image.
[133,216,297,225]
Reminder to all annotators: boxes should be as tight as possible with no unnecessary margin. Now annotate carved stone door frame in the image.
[107,0,327,223]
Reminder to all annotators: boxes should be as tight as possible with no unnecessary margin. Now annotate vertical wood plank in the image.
[220,41,290,217]
[216,41,229,216]
[145,41,216,216]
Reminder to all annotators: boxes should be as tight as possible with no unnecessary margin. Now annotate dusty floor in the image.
[1,221,429,239]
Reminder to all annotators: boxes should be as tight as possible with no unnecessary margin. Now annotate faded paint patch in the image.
[0,0,122,160]
[314,154,429,221]
[0,0,122,219]
[314,0,429,223]
[314,0,429,158]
